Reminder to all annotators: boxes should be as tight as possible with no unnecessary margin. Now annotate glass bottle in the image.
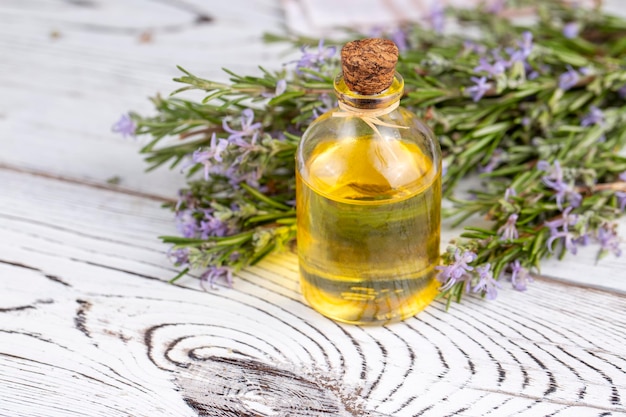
[296,39,442,325]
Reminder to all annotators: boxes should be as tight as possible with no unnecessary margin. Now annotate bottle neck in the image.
[334,73,404,110]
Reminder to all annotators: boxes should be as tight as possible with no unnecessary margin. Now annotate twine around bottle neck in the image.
[331,100,408,140]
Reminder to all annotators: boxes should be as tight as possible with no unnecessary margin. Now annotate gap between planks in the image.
[2,163,624,298]
[0,162,174,204]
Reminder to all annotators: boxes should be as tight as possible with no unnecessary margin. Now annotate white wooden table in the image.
[1,1,625,416]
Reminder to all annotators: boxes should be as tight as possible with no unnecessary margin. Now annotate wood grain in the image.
[0,0,295,199]
[2,1,626,416]
[1,168,625,416]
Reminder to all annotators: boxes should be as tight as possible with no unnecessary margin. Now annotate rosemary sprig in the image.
[122,1,626,301]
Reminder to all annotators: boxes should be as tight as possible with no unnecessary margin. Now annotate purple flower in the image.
[175,190,194,212]
[575,232,591,246]
[567,190,583,208]
[222,108,262,148]
[474,57,506,77]
[498,213,519,241]
[200,266,234,290]
[467,76,490,102]
[618,85,626,99]
[427,3,445,33]
[435,249,477,291]
[538,160,582,210]
[537,160,551,171]
[617,191,626,211]
[527,70,539,80]
[263,79,287,98]
[463,41,487,55]
[168,247,189,266]
[505,32,533,65]
[620,171,626,182]
[491,48,506,64]
[562,22,580,39]
[581,106,605,127]
[199,212,229,239]
[223,165,262,188]
[295,40,337,73]
[472,263,500,300]
[558,66,580,90]
[518,31,533,58]
[275,79,287,96]
[175,209,199,238]
[597,225,622,257]
[545,206,578,231]
[480,149,504,173]
[485,0,505,14]
[526,66,541,80]
[545,207,579,254]
[313,93,336,119]
[548,228,579,254]
[507,48,526,65]
[390,28,408,52]
[504,187,517,202]
[112,114,136,138]
[191,133,229,180]
[540,160,569,208]
[509,260,533,291]
[538,63,552,75]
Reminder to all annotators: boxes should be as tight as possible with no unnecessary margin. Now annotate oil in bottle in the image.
[296,39,442,324]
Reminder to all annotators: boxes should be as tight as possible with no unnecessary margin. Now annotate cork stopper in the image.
[341,38,399,95]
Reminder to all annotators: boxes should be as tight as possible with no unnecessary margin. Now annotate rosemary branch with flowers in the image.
[116,1,626,305]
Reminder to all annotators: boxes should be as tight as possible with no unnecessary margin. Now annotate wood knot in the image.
[341,38,399,95]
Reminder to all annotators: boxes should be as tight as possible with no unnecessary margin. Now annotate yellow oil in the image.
[296,135,441,324]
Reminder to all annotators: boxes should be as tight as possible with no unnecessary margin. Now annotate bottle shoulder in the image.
[296,115,441,203]
[301,107,435,143]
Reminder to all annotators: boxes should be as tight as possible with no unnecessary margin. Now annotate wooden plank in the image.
[0,0,297,199]
[2,0,624,291]
[1,168,625,416]
[2,1,626,414]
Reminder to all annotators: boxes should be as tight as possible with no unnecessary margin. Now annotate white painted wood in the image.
[282,0,604,36]
[0,0,297,199]
[1,169,626,416]
[2,1,626,416]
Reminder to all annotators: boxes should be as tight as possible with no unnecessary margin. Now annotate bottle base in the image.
[299,267,440,325]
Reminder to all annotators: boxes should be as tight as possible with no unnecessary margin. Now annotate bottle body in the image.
[296,75,441,324]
